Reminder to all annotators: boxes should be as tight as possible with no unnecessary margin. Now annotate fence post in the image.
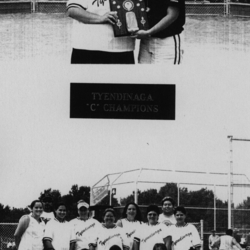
[201,219,204,250]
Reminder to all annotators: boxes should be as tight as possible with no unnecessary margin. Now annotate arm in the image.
[208,236,212,250]
[163,236,172,250]
[43,240,55,250]
[132,5,179,39]
[232,238,243,250]
[132,240,140,250]
[70,242,76,250]
[67,7,118,25]
[211,238,220,248]
[14,215,30,249]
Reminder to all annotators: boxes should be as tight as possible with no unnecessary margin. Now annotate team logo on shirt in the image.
[99,234,121,245]
[92,0,107,6]
[76,223,95,236]
[174,232,192,245]
[126,230,136,238]
[41,217,51,224]
[142,229,162,243]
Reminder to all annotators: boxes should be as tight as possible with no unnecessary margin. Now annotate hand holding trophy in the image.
[109,0,148,37]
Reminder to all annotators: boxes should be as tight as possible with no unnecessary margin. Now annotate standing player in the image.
[209,230,219,250]
[43,202,76,250]
[158,197,176,226]
[70,200,102,250]
[66,0,135,64]
[14,200,45,250]
[116,202,143,250]
[211,229,243,250]
[171,206,201,250]
[97,208,129,250]
[41,194,55,224]
[132,0,185,64]
[133,205,172,250]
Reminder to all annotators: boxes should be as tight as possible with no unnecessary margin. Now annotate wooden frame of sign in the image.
[109,0,149,37]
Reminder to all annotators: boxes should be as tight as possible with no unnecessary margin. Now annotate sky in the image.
[1,54,250,209]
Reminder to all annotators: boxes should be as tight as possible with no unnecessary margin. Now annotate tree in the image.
[158,183,179,202]
[63,185,91,220]
[39,188,62,208]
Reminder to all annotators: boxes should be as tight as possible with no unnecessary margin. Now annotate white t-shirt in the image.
[41,211,55,223]
[158,214,176,226]
[66,0,135,52]
[43,218,75,250]
[70,217,102,250]
[118,219,142,250]
[209,235,220,249]
[97,224,129,250]
[219,235,233,250]
[18,215,45,250]
[171,223,201,250]
[134,222,171,250]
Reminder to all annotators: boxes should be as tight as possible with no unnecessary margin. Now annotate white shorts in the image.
[138,33,184,64]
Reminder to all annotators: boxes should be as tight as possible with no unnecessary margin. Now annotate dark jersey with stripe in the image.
[146,0,185,38]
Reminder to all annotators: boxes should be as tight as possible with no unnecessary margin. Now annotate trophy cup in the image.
[109,0,148,37]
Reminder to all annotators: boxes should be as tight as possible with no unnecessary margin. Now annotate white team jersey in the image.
[171,223,201,250]
[118,219,142,250]
[43,218,76,250]
[18,215,45,250]
[41,212,55,223]
[97,224,129,250]
[219,235,233,250]
[66,0,135,52]
[158,214,176,225]
[134,222,171,250]
[70,217,102,250]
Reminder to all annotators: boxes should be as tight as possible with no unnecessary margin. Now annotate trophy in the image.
[109,0,148,37]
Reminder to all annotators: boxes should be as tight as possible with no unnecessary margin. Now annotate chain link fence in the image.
[0,224,17,250]
[0,0,250,16]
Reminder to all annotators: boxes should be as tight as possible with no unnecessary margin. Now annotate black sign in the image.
[70,83,175,120]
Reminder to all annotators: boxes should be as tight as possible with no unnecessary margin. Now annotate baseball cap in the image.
[161,196,175,206]
[77,200,89,209]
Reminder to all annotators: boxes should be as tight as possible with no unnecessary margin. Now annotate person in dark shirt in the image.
[132,0,185,64]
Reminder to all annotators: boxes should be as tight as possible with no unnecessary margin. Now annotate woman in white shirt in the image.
[14,200,45,250]
[70,200,102,250]
[133,205,171,250]
[43,202,76,250]
[97,208,129,250]
[171,206,201,250]
[117,202,143,250]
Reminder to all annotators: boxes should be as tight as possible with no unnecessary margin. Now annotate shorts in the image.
[71,49,135,64]
[138,34,184,65]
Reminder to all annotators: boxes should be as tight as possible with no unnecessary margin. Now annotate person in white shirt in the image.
[97,208,129,250]
[66,0,135,64]
[43,202,76,250]
[212,229,243,250]
[171,206,201,250]
[41,194,55,224]
[14,200,45,250]
[209,230,220,250]
[158,197,176,226]
[133,204,172,250]
[70,200,102,250]
[116,202,143,250]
